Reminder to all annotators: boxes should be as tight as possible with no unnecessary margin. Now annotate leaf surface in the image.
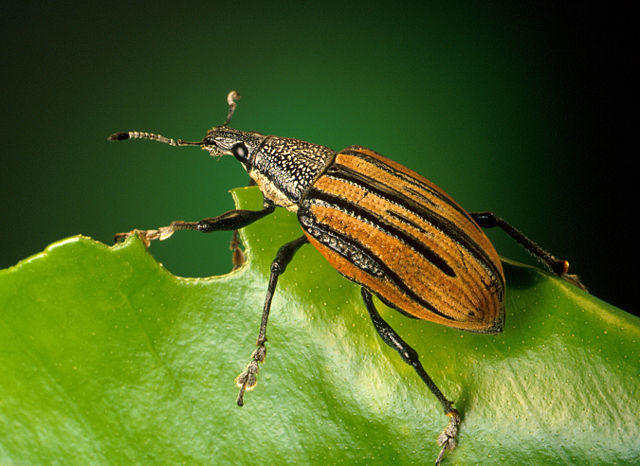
[1,187,639,464]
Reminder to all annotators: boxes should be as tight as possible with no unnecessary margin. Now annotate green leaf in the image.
[1,187,639,464]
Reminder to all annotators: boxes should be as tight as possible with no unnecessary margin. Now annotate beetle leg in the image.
[228,179,259,269]
[235,235,309,406]
[229,230,245,270]
[470,211,586,290]
[114,204,275,247]
[361,287,460,465]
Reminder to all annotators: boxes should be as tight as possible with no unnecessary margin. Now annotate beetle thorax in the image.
[249,136,336,209]
[202,127,336,210]
[249,169,299,211]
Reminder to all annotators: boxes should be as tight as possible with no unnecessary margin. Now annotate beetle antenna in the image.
[222,90,241,126]
[107,131,202,147]
[108,90,241,144]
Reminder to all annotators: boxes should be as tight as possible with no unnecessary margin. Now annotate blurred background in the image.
[1,2,636,314]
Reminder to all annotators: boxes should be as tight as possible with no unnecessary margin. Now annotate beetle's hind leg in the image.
[361,288,460,465]
[235,235,309,406]
[470,211,586,290]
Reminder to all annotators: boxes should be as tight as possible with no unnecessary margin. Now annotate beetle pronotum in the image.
[109,91,584,464]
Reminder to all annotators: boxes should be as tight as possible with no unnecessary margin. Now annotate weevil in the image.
[108,91,584,464]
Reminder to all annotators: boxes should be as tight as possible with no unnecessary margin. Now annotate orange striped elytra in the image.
[108,91,584,464]
[299,146,505,334]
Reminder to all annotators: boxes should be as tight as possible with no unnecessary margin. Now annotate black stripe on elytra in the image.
[386,209,430,236]
[323,162,505,291]
[308,187,456,278]
[339,148,481,231]
[299,207,454,320]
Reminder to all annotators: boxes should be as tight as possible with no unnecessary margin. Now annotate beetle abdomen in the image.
[298,146,505,333]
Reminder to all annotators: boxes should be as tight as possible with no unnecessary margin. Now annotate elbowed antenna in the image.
[223,90,241,126]
[107,89,241,146]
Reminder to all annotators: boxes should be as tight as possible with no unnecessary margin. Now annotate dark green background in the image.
[1,2,635,314]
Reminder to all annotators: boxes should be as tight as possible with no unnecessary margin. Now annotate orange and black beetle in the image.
[109,91,583,464]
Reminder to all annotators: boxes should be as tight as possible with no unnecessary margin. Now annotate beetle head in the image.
[200,126,266,168]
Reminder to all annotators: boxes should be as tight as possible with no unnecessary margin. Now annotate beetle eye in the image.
[231,143,248,162]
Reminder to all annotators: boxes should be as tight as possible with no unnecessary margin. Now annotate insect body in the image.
[109,91,583,464]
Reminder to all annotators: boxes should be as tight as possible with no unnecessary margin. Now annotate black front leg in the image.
[114,204,275,246]
[195,206,276,232]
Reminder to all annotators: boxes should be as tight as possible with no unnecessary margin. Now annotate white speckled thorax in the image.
[249,135,336,209]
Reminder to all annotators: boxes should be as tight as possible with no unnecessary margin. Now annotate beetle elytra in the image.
[108,91,584,464]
